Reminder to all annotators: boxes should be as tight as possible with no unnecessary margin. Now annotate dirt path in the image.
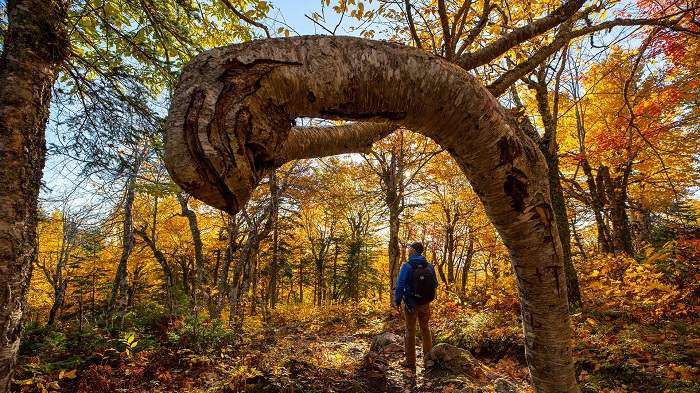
[249,313,489,393]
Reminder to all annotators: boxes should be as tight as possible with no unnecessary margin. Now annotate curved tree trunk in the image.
[164,36,578,392]
[0,1,68,390]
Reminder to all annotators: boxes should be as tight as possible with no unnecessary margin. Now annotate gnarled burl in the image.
[164,36,578,392]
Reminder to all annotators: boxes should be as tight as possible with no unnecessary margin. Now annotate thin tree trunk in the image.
[108,173,137,327]
[599,166,634,255]
[135,228,176,315]
[212,216,238,319]
[460,238,474,296]
[268,171,280,308]
[47,282,67,326]
[332,240,339,301]
[0,1,68,389]
[177,193,207,302]
[546,152,581,308]
[164,37,579,392]
[445,219,457,285]
[581,159,611,252]
[531,81,582,309]
[570,216,587,260]
[387,198,401,303]
[433,247,448,285]
[298,262,303,304]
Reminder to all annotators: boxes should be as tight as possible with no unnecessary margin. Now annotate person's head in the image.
[407,242,424,256]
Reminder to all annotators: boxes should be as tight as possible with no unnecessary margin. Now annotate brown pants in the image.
[403,303,432,365]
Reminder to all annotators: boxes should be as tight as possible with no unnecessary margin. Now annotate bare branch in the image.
[305,14,335,35]
[457,0,586,69]
[487,15,686,96]
[404,0,422,48]
[437,0,453,58]
[457,0,492,56]
[220,0,271,38]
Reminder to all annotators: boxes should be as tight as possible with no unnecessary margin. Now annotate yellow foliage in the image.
[577,245,697,322]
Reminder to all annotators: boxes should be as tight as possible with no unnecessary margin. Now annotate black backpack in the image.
[410,260,436,305]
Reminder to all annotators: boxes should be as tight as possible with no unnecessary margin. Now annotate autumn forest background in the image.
[1,0,699,392]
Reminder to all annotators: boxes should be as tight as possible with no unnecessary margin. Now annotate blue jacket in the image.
[393,254,439,308]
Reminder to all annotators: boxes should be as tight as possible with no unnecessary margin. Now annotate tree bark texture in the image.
[532,81,582,309]
[0,1,68,390]
[164,36,578,392]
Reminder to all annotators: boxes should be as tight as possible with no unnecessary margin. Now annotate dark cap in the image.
[409,242,424,255]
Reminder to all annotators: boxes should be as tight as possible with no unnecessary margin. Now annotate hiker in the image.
[392,242,439,369]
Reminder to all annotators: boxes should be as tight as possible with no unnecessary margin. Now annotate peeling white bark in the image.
[276,122,395,165]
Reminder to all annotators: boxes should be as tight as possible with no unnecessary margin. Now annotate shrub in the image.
[168,314,237,353]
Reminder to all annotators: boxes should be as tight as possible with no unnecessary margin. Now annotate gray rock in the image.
[370,332,400,352]
[428,343,485,378]
[494,377,520,393]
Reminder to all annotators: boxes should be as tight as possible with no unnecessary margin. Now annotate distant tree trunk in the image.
[135,228,176,315]
[599,166,634,255]
[44,216,75,326]
[250,252,259,315]
[108,174,137,327]
[268,171,280,308]
[316,262,324,306]
[77,293,84,332]
[432,246,447,285]
[164,37,579,392]
[47,281,67,326]
[387,199,401,302]
[228,206,274,327]
[331,241,339,301]
[630,205,652,246]
[211,216,239,319]
[177,256,192,296]
[298,262,303,304]
[444,208,459,286]
[460,238,474,296]
[177,193,207,302]
[529,79,582,309]
[581,159,613,252]
[570,216,587,260]
[0,1,68,389]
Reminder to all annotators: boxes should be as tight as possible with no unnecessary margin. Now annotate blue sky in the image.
[266,0,374,36]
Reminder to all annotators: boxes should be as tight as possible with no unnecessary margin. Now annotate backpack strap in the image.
[409,260,427,269]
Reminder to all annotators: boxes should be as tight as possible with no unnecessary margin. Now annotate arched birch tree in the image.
[164,36,578,392]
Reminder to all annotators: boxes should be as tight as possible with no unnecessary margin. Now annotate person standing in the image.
[392,242,439,369]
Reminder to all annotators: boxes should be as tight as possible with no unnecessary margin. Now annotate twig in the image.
[220,0,271,38]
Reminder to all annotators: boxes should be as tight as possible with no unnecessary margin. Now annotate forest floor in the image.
[15,300,699,393]
[16,303,532,393]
